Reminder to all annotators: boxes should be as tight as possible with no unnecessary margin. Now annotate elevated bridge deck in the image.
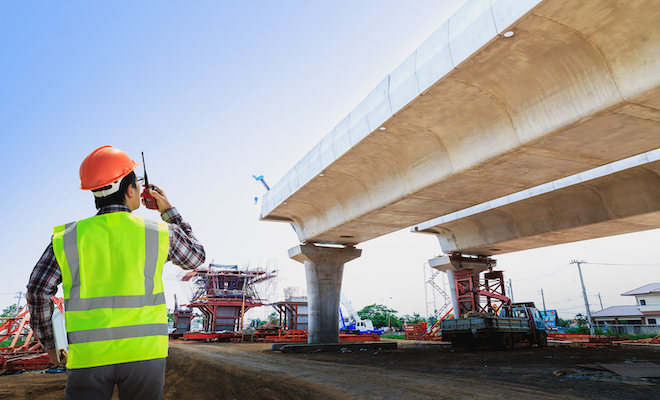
[261,0,660,246]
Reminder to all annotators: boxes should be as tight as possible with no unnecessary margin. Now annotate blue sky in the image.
[2,1,658,322]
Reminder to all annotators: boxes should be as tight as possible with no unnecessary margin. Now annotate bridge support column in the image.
[289,244,362,344]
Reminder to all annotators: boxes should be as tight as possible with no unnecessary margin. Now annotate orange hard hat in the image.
[79,145,140,191]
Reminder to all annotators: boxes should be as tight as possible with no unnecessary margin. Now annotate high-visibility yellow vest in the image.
[52,212,170,369]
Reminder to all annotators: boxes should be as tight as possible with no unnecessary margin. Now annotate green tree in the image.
[357,304,398,329]
[402,313,426,324]
[250,318,264,327]
[390,315,403,330]
[574,313,588,327]
[557,317,571,328]
[267,311,280,326]
[1,304,18,318]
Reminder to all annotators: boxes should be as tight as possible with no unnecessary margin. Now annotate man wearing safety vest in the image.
[26,145,206,399]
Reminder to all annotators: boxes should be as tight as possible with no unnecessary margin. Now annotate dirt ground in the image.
[1,340,659,399]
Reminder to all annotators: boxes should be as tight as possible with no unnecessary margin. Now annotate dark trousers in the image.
[65,358,166,400]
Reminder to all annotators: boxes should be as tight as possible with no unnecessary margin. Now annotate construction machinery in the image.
[441,302,548,350]
[431,254,547,350]
[339,293,382,334]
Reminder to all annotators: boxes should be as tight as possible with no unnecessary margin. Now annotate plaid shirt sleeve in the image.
[26,243,61,350]
[161,207,206,269]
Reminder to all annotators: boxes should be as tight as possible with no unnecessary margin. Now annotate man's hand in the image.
[143,184,173,213]
[46,348,68,366]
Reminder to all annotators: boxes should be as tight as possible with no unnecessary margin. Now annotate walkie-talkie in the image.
[141,152,158,210]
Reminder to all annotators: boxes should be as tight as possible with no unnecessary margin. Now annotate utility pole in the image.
[508,279,514,303]
[598,293,603,310]
[539,288,546,312]
[571,260,595,335]
[15,291,23,315]
[385,297,392,330]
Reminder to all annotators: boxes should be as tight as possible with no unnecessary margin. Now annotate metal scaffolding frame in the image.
[182,264,276,332]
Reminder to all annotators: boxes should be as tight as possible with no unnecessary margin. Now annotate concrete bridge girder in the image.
[413,151,660,255]
[262,0,660,246]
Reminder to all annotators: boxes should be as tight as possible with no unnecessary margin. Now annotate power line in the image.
[508,263,572,283]
[581,261,660,267]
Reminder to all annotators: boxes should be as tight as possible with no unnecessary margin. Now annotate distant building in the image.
[592,283,660,326]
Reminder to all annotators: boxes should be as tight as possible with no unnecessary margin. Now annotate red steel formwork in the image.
[404,323,427,340]
[258,328,380,343]
[413,309,454,343]
[451,254,511,317]
[272,300,308,331]
[0,300,61,372]
[181,264,275,332]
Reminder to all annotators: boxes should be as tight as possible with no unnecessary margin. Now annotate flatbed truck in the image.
[441,302,548,350]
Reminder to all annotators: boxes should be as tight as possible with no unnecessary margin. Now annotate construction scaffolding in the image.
[453,257,508,316]
[430,254,511,318]
[180,263,277,332]
[423,261,452,322]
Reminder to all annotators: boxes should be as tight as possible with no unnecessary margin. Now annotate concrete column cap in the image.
[288,243,362,265]
[429,255,457,272]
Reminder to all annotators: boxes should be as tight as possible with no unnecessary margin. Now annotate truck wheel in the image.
[501,333,514,350]
[537,332,548,347]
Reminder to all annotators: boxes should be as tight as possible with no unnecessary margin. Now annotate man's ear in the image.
[124,183,138,201]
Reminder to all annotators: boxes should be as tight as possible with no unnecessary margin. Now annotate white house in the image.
[622,283,660,325]
[592,283,660,326]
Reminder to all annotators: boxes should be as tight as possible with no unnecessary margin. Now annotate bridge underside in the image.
[412,150,660,255]
[261,0,660,246]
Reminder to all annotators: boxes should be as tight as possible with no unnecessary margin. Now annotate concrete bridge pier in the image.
[289,243,362,343]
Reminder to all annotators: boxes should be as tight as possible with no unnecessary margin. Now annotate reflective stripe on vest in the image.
[61,219,166,314]
[53,213,170,369]
[68,323,168,343]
